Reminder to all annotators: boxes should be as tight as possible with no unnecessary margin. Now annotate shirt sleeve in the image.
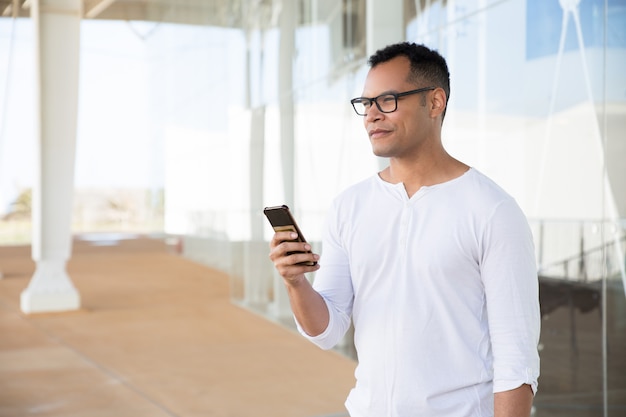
[481,198,541,394]
[296,200,354,350]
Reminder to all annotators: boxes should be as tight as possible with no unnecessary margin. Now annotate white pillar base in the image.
[20,261,80,314]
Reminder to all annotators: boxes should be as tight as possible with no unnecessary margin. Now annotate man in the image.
[269,42,540,417]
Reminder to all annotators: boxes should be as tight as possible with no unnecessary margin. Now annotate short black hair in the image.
[368,42,450,120]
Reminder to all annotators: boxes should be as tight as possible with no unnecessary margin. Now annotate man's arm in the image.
[494,384,534,417]
[269,231,328,336]
[284,274,329,336]
[482,199,541,413]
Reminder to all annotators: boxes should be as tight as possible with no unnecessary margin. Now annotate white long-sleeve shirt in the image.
[297,168,540,417]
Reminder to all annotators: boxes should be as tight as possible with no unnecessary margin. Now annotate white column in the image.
[366,0,404,57]
[21,0,81,314]
[244,105,268,307]
[242,25,271,308]
[366,0,403,170]
[272,0,296,319]
[278,0,296,209]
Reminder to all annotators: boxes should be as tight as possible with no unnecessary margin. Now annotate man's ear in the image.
[430,88,447,118]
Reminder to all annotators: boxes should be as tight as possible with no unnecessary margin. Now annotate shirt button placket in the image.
[399,202,410,254]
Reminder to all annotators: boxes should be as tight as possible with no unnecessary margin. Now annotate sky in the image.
[0,19,245,213]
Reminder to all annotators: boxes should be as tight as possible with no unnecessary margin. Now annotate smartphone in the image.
[263,205,317,266]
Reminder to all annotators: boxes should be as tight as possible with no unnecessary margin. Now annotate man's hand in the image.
[269,231,320,284]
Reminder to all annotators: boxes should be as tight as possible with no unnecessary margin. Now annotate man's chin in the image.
[371,147,391,158]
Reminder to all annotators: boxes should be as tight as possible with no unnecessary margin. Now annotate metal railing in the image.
[531,219,626,283]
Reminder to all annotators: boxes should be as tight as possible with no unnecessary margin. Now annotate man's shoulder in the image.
[463,168,514,202]
[327,174,384,219]
[460,169,530,225]
[335,174,379,200]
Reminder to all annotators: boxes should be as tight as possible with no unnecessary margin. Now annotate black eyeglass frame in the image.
[350,86,436,116]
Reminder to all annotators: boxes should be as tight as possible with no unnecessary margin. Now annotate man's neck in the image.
[379,152,469,198]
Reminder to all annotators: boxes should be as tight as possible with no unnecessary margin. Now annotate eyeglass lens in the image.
[352,94,397,115]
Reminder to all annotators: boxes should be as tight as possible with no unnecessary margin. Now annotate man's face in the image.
[361,56,433,159]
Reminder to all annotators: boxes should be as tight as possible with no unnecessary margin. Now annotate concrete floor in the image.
[0,237,356,417]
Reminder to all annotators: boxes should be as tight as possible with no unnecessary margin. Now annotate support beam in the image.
[244,105,268,306]
[278,0,295,210]
[366,0,403,170]
[21,0,81,314]
[272,0,296,319]
[365,0,403,57]
[84,0,116,18]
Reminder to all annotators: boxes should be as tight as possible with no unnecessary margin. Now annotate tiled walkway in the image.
[0,237,356,417]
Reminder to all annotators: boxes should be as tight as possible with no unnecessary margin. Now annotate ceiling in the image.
[0,0,278,28]
[0,0,356,37]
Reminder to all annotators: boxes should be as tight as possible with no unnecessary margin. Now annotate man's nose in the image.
[365,103,383,122]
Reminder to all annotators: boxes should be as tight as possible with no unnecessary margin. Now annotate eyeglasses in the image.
[350,87,436,116]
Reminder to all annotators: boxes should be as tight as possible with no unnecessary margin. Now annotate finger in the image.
[269,240,302,263]
[288,251,320,267]
[270,231,299,248]
[282,242,317,259]
[270,245,320,271]
[275,256,320,271]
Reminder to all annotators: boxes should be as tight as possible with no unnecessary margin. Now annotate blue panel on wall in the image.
[526,0,626,60]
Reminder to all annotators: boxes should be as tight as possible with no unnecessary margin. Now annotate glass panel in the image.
[0,18,35,244]
[406,0,626,415]
[604,2,626,416]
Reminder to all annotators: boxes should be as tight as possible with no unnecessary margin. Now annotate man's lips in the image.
[368,128,391,139]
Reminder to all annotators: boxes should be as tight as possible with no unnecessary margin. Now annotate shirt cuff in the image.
[493,367,539,395]
[294,298,337,350]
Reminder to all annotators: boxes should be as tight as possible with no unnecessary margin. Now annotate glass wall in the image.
[225,0,626,415]
[402,1,625,415]
[408,1,625,415]
[149,0,622,413]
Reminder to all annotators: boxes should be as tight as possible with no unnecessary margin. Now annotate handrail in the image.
[538,234,626,276]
